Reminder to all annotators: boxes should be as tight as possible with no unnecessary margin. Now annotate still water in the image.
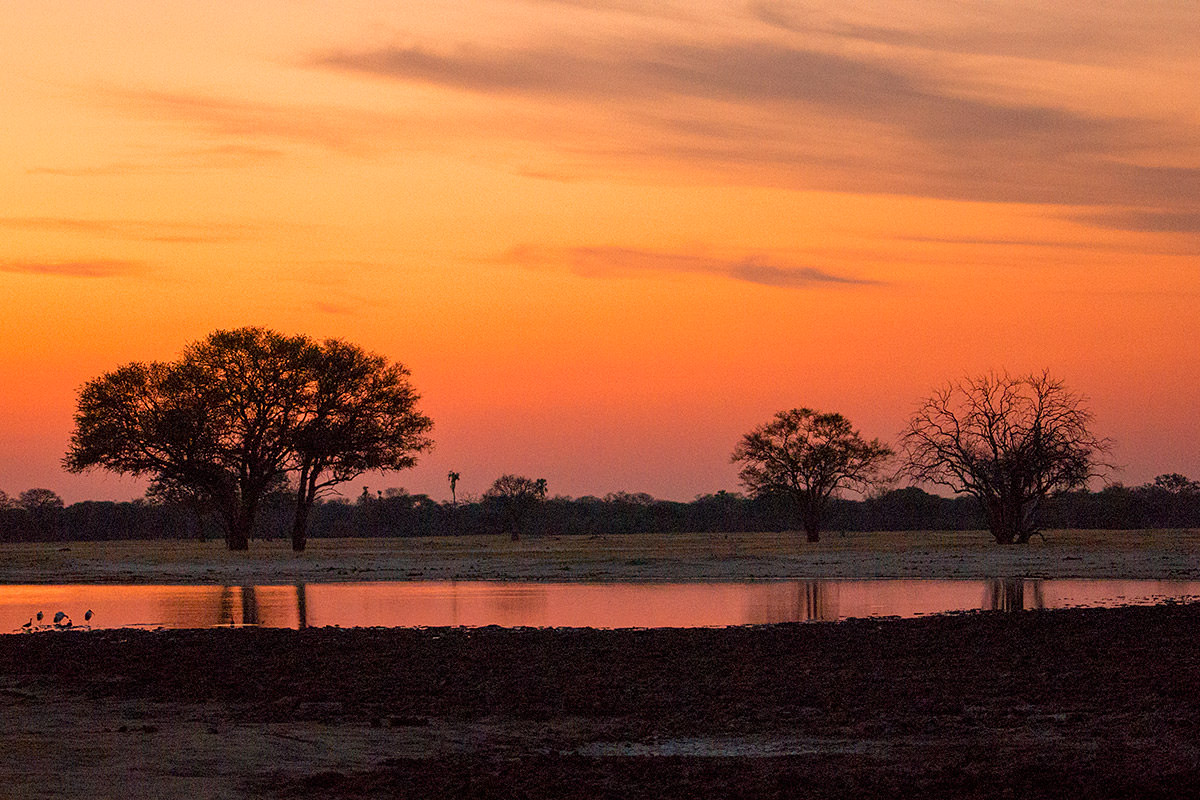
[4,579,1199,632]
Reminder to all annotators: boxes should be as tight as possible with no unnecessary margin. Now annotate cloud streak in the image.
[27,144,285,177]
[0,260,140,278]
[503,245,879,288]
[313,29,1200,224]
[93,89,429,157]
[0,217,253,244]
[1075,209,1200,235]
[749,1,1200,64]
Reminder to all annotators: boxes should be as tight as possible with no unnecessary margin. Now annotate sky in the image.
[2,1,1198,504]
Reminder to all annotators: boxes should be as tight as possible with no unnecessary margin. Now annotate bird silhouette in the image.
[36,611,43,622]
[21,618,32,630]
[53,611,66,623]
[84,609,93,622]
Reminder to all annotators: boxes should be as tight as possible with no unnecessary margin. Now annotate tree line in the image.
[37,327,1183,548]
[1,477,1197,544]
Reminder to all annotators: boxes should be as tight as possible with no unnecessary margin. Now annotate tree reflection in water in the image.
[212,586,261,626]
[799,580,840,622]
[296,583,308,629]
[984,578,1046,612]
[241,586,259,625]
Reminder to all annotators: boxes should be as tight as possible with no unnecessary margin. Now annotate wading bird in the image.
[84,609,93,622]
[21,618,32,630]
[36,611,43,622]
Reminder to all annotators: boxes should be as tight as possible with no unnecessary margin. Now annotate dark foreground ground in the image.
[3,604,1200,798]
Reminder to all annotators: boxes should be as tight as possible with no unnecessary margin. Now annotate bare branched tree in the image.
[899,371,1111,544]
[732,409,892,543]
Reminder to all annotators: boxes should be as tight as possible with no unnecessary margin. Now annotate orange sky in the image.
[2,2,1198,503]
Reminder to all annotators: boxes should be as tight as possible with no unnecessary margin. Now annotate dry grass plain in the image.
[0,528,1197,584]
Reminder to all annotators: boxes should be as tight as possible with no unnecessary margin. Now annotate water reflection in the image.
[296,583,308,629]
[984,579,1047,612]
[2,579,1198,632]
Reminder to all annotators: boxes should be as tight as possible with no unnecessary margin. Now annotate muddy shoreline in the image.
[3,603,1200,797]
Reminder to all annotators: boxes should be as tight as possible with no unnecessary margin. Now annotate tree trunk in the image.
[983,496,1021,545]
[984,494,1041,544]
[225,496,256,551]
[291,500,311,552]
[291,471,314,553]
[226,514,250,551]
[801,505,821,543]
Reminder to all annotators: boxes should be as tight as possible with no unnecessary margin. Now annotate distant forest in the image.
[1,477,1198,544]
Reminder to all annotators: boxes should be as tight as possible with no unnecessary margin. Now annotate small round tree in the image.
[484,474,547,541]
[732,409,892,543]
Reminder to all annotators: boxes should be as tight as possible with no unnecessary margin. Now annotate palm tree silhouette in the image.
[448,471,461,506]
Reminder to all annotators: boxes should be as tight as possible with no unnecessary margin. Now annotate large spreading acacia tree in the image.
[732,409,893,543]
[899,371,1111,544]
[65,327,432,551]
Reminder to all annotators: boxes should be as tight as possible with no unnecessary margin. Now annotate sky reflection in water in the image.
[3,580,1199,632]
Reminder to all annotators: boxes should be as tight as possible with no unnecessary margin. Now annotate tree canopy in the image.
[899,370,1110,544]
[731,408,892,542]
[64,327,432,551]
[484,474,548,541]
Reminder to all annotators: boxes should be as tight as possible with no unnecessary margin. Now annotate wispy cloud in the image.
[0,260,140,278]
[313,26,1200,220]
[312,300,357,316]
[518,0,688,15]
[96,89,420,157]
[28,145,285,177]
[1074,209,1200,234]
[749,1,1200,63]
[0,217,253,244]
[502,245,879,288]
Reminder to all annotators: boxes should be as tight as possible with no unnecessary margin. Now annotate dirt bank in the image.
[2,603,1200,798]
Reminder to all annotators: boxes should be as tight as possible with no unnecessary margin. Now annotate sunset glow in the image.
[3,2,1198,502]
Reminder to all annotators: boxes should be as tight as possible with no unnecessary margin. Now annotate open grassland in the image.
[0,528,1197,584]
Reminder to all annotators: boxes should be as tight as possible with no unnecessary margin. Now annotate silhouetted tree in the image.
[18,488,64,512]
[65,329,310,550]
[65,327,432,551]
[484,474,547,540]
[17,488,65,539]
[288,339,432,552]
[1140,473,1200,528]
[732,409,892,542]
[448,471,461,505]
[1152,473,1200,495]
[900,371,1111,544]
